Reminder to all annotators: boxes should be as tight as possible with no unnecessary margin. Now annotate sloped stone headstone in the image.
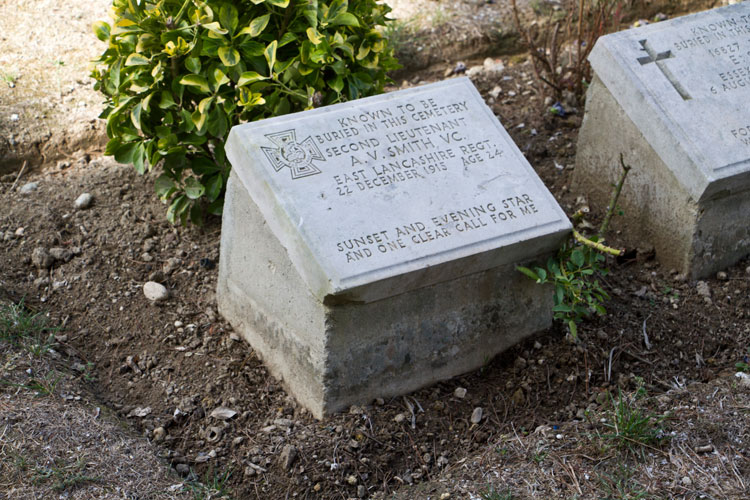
[575,3,750,278]
[218,78,570,417]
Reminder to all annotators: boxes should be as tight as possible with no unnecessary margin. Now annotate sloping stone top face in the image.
[226,78,569,300]
[589,3,750,199]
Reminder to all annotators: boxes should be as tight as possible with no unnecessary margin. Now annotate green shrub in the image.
[92,0,398,224]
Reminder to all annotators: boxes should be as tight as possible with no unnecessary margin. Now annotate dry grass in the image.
[0,395,190,499]
[0,300,192,500]
[384,376,750,499]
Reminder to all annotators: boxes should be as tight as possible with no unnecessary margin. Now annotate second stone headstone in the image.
[575,3,750,278]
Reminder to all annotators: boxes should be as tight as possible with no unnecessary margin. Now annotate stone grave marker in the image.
[218,78,571,418]
[574,3,750,278]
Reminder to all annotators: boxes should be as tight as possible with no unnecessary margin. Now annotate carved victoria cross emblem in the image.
[261,129,325,180]
[636,39,692,101]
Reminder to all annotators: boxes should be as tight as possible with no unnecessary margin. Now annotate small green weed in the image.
[601,390,667,454]
[518,242,609,338]
[736,347,750,372]
[9,449,29,472]
[26,333,57,358]
[480,485,514,500]
[33,458,99,492]
[0,300,49,343]
[597,465,649,500]
[51,59,65,98]
[186,467,233,499]
[1,69,18,87]
[2,370,62,396]
[381,17,422,54]
[83,361,97,382]
[532,450,548,463]
[26,370,62,396]
[429,6,452,26]
[0,300,60,357]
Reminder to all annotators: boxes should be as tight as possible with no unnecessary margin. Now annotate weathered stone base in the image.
[574,75,750,279]
[217,170,556,419]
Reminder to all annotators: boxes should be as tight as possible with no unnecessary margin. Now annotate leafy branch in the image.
[518,155,630,338]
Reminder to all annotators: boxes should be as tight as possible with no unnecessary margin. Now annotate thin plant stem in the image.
[573,230,621,256]
[598,153,632,240]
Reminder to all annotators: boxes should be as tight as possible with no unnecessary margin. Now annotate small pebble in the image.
[470,407,483,424]
[31,247,54,269]
[19,182,39,194]
[696,281,711,298]
[279,444,298,470]
[143,281,169,302]
[716,271,728,280]
[152,426,166,442]
[695,444,713,453]
[454,387,467,399]
[74,193,94,209]
[209,407,237,420]
[49,247,72,262]
[483,57,504,73]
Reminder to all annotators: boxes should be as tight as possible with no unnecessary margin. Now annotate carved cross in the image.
[637,39,692,101]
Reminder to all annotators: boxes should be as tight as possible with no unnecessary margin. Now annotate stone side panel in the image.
[218,170,556,418]
[574,75,750,279]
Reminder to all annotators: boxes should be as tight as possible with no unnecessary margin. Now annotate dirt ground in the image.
[2,0,750,499]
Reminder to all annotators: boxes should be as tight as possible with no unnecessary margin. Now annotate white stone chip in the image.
[143,281,169,302]
[19,182,38,194]
[74,193,94,209]
[470,407,483,424]
[209,407,237,420]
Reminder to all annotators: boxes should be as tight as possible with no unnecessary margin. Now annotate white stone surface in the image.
[143,281,168,302]
[226,78,570,302]
[589,3,750,200]
[74,192,94,209]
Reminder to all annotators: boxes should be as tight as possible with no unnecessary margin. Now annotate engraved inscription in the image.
[630,11,750,149]
[731,125,750,145]
[334,195,540,264]
[262,129,325,179]
[299,96,509,203]
[637,39,692,100]
[230,79,566,282]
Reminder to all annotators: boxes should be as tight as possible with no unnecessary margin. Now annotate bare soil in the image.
[1,1,750,499]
